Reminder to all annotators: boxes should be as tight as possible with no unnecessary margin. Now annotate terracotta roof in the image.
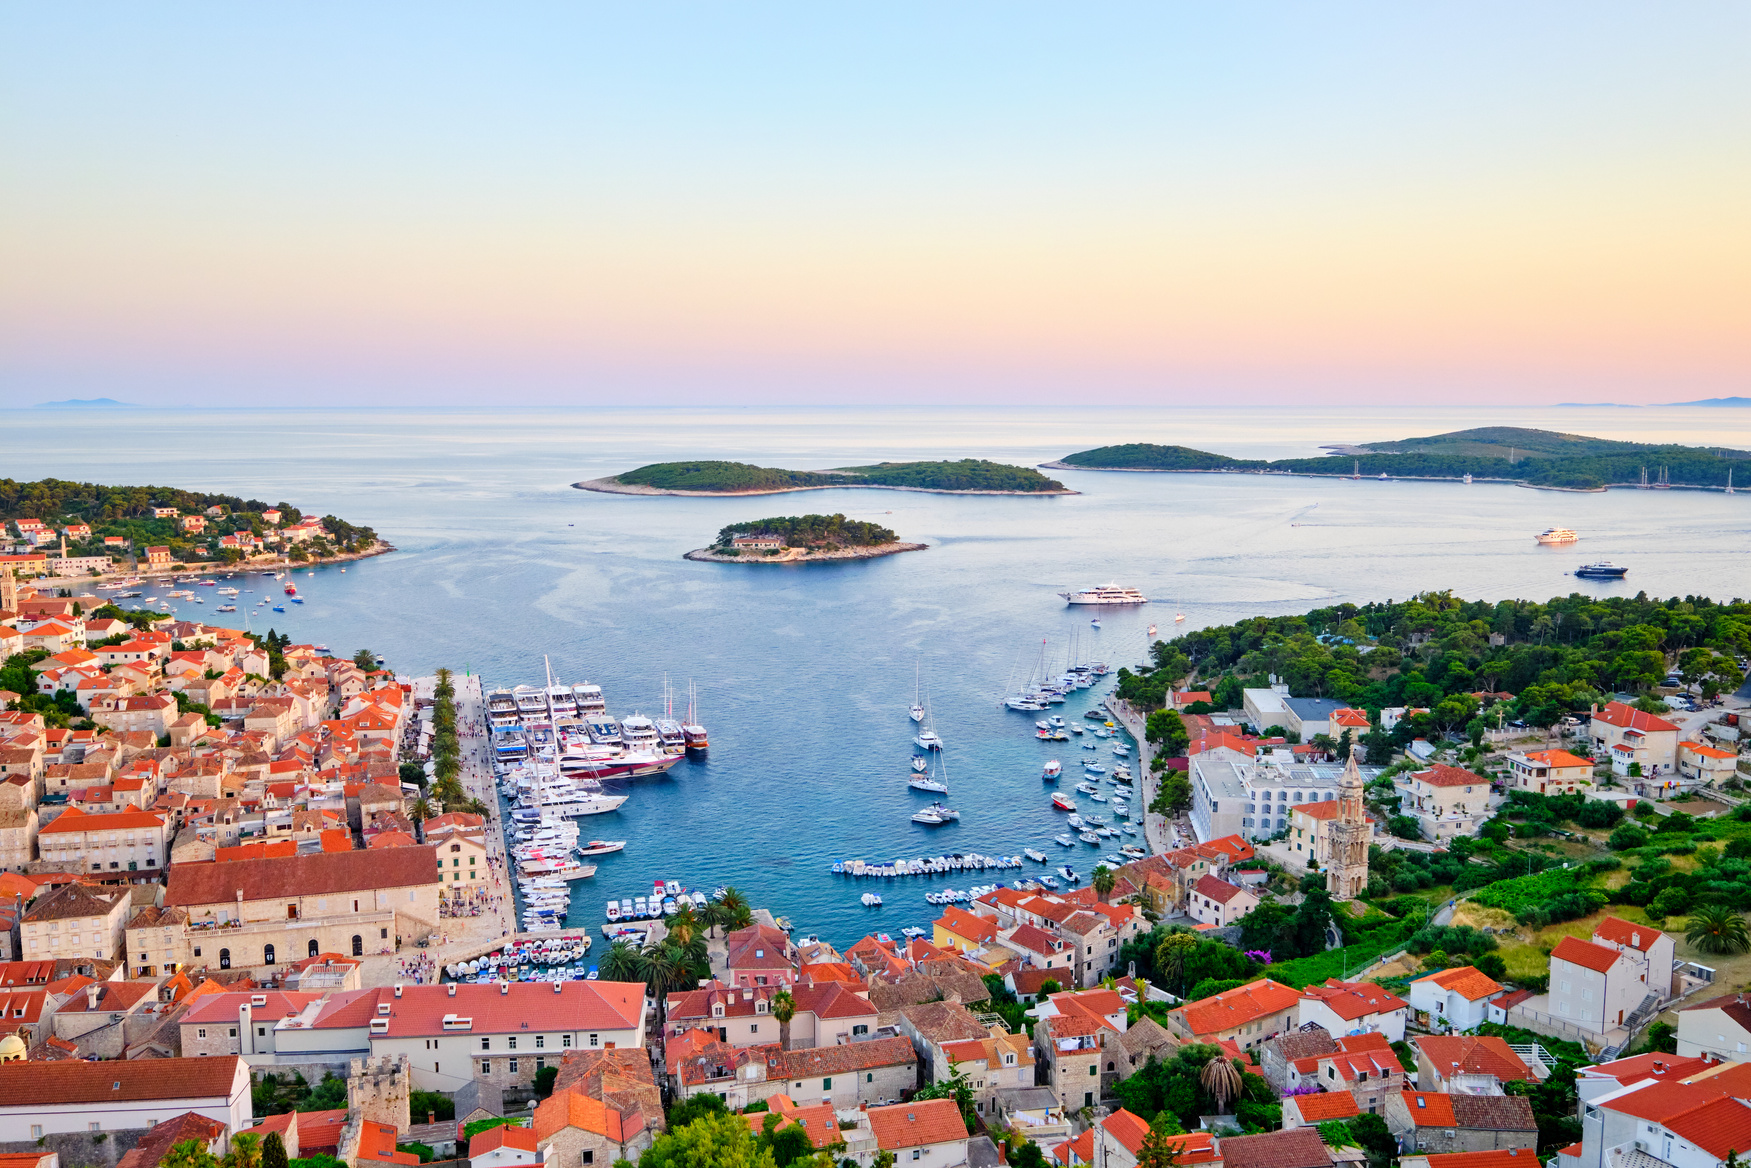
[1552,935,1622,974]
[1412,764,1488,788]
[789,980,876,1021]
[1601,1080,1721,1123]
[116,1112,228,1168]
[1593,701,1678,734]
[1174,978,1300,1037]
[1412,965,1503,1002]
[356,1121,418,1165]
[1416,1035,1532,1084]
[0,1055,243,1104]
[1290,1091,1360,1121]
[309,981,644,1035]
[1663,1095,1751,1159]
[1520,749,1593,768]
[867,1099,967,1151]
[22,882,123,923]
[898,1000,991,1045]
[1584,1053,1712,1085]
[1593,917,1666,953]
[1401,1092,1537,1131]
[1216,1127,1332,1168]
[1192,874,1248,905]
[936,905,998,944]
[38,806,166,834]
[776,1035,916,1080]
[468,1125,537,1157]
[165,846,437,905]
[1301,978,1407,1020]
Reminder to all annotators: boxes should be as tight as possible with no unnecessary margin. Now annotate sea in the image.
[6,403,1750,951]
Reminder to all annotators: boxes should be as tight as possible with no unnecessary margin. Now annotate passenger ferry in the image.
[1535,528,1580,545]
[1058,584,1150,606]
[1575,562,1629,579]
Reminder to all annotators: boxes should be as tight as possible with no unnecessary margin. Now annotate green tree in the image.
[664,1091,727,1130]
[1093,865,1116,901]
[225,1132,263,1168]
[1137,1112,1185,1168]
[640,1108,777,1168]
[912,1063,977,1130]
[1686,904,1751,954]
[261,1133,289,1168]
[1151,773,1192,816]
[1154,932,1199,997]
[162,1142,220,1168]
[1200,1057,1242,1115]
[533,1066,559,1099]
[1145,709,1190,755]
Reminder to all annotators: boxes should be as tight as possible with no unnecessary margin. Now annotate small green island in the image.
[683,513,928,564]
[577,458,1071,496]
[1045,426,1751,492]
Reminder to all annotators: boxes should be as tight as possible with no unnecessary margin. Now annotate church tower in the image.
[1329,751,1370,900]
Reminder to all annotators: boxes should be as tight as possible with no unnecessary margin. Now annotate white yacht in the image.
[572,683,607,715]
[910,802,960,825]
[618,714,661,752]
[914,727,943,751]
[1536,528,1580,545]
[1059,584,1149,606]
[908,773,949,794]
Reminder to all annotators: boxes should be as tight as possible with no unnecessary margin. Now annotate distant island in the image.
[31,397,138,409]
[1046,427,1751,492]
[578,458,1072,496]
[684,513,927,564]
[1671,397,1751,407]
[0,477,389,576]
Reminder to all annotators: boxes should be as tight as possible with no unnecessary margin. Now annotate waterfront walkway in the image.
[1107,698,1172,857]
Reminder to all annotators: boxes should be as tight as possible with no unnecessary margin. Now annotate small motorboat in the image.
[1091,617,1101,628]
[1038,874,1060,889]
[1051,793,1076,812]
[1023,848,1047,863]
[577,840,626,856]
[911,802,960,825]
[1075,782,1098,795]
[911,756,928,772]
[1042,760,1062,780]
[1087,790,1107,802]
[1112,743,1130,757]
[1054,833,1075,847]
[1084,764,1107,776]
[1066,814,1086,829]
[1047,715,1065,729]
[1059,865,1079,882]
[860,892,883,907]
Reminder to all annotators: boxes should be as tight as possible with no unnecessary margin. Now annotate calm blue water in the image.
[6,405,1750,948]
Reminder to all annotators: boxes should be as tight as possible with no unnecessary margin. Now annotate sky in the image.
[1,3,1748,408]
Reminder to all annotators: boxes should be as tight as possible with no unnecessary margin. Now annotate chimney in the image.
[85,983,101,1010]
[393,984,403,998]
[500,981,509,995]
[553,983,562,994]
[448,983,457,997]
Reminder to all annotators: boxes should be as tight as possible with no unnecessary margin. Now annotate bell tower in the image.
[1329,752,1371,900]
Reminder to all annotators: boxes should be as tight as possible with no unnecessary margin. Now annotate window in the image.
[562,1035,572,1048]
[89,1123,101,1133]
[867,1073,874,1083]
[509,1059,519,1073]
[194,946,201,958]
[258,1027,266,1037]
[219,948,231,969]
[508,1037,517,1050]
[535,1058,544,1072]
[263,944,275,965]
[823,1078,831,1089]
[590,1034,599,1046]
[912,1153,920,1162]
[381,928,389,939]
[481,1060,491,1075]
[30,1127,41,1140]
[309,939,319,958]
[1089,1065,1098,1076]
[482,1038,491,1050]
[198,1028,207,1038]
[535,1035,545,1048]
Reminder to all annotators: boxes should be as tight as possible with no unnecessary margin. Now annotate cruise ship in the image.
[1059,584,1149,606]
[1535,528,1580,545]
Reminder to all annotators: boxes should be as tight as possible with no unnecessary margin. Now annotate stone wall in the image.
[0,1129,146,1168]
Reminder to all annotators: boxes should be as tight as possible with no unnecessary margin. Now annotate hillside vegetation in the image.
[614,459,1064,493]
[715,514,897,549]
[1057,427,1751,490]
[1119,589,1749,749]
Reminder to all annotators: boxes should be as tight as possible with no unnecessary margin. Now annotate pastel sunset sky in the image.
[2,3,1747,406]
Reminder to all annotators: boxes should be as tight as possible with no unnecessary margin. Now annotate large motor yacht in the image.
[1536,528,1580,545]
[1059,584,1149,605]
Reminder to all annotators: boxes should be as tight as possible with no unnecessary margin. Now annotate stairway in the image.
[1625,993,1663,1031]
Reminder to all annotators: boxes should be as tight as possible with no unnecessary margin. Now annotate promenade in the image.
[1106,697,1173,856]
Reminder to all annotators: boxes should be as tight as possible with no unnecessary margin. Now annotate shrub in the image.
[1610,825,1651,851]
[1647,887,1692,919]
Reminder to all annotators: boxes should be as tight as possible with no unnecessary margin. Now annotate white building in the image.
[0,1056,252,1143]
[35,807,168,874]
[1408,965,1506,1033]
[1189,752,1384,842]
[1297,978,1408,1043]
[1548,935,1653,1036]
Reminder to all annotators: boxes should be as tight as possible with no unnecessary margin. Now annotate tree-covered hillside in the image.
[0,478,279,522]
[1056,427,1751,490]
[614,459,1064,493]
[715,513,897,548]
[1119,590,1749,748]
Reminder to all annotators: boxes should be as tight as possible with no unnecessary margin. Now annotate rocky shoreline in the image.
[576,477,1075,497]
[85,540,397,585]
[683,542,928,564]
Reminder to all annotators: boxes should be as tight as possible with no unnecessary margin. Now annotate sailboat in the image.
[682,680,708,750]
[909,659,925,723]
[908,754,948,794]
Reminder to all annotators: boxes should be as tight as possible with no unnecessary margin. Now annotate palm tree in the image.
[771,988,795,1050]
[641,941,687,997]
[223,1132,263,1168]
[599,940,645,983]
[1155,931,1197,996]
[668,901,699,948]
[1200,1055,1242,1115]
[409,798,433,823]
[719,887,754,931]
[1687,904,1751,955]
[699,898,733,938]
[1092,865,1116,902]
